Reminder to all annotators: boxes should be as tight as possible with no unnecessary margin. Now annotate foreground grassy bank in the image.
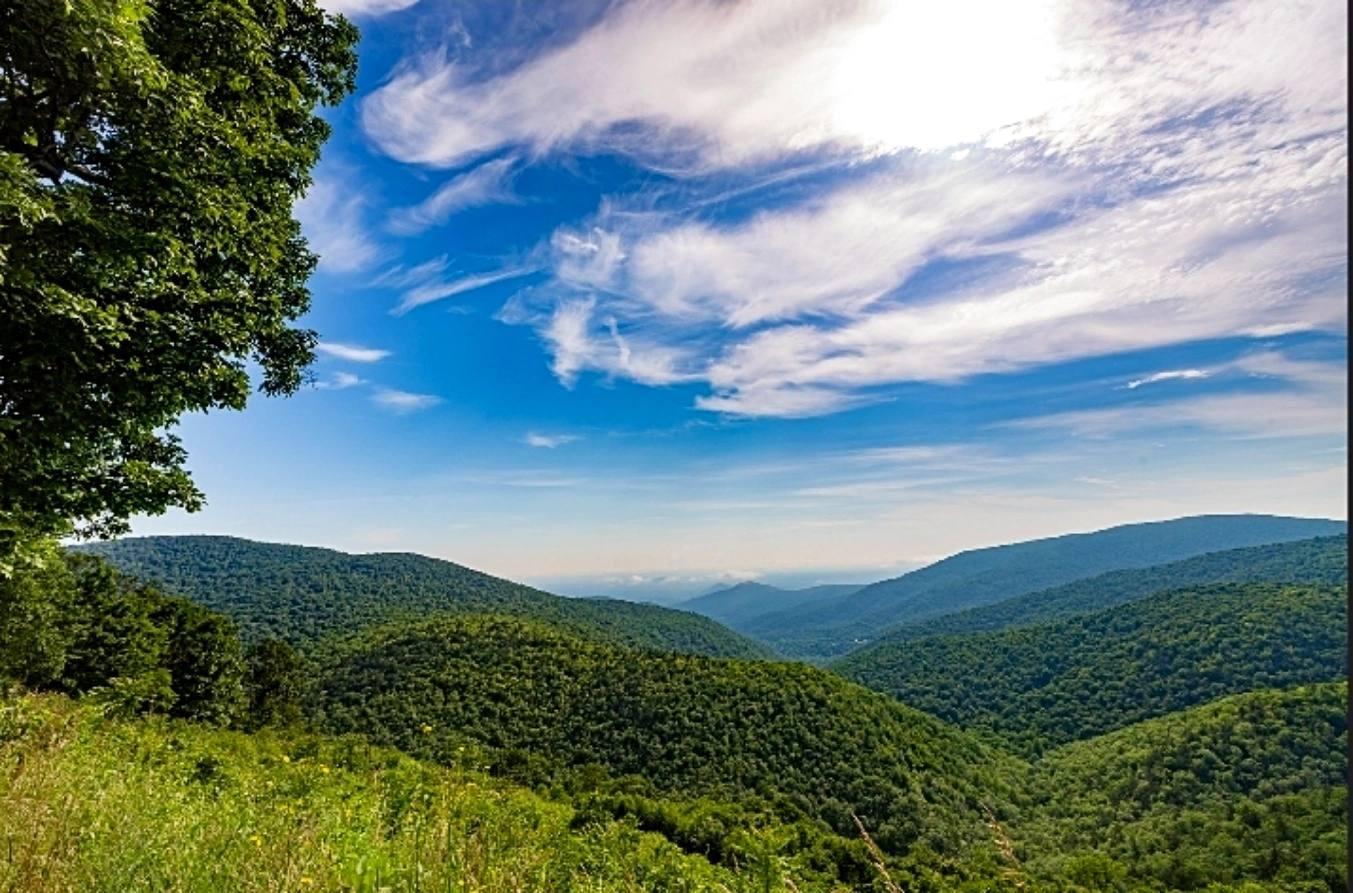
[0,693,787,893]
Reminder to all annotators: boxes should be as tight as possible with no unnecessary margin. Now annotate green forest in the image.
[2,535,1348,891]
[78,535,770,659]
[833,581,1347,754]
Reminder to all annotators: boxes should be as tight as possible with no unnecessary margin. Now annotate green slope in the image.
[1015,683,1348,892]
[868,534,1348,646]
[679,581,863,629]
[0,692,782,892]
[310,613,1026,861]
[833,582,1347,754]
[76,535,771,659]
[743,514,1346,659]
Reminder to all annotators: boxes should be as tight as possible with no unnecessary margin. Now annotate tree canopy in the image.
[0,0,358,557]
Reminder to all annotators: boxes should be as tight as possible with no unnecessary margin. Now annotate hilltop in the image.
[76,535,772,659]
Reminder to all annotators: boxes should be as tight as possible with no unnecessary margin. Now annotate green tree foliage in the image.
[0,0,358,553]
[243,638,306,730]
[0,550,245,723]
[309,614,1025,865]
[78,535,773,658]
[744,515,1345,659]
[1018,684,1348,892]
[833,583,1347,754]
[867,535,1348,646]
[0,539,77,686]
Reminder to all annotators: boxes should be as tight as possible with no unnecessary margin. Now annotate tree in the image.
[0,0,358,559]
[244,637,306,729]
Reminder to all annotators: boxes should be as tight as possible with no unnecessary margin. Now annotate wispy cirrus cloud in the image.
[1011,353,1347,440]
[1126,370,1211,390]
[316,341,391,363]
[362,0,1067,168]
[371,388,441,413]
[381,255,536,316]
[387,157,518,235]
[367,0,1346,420]
[295,173,384,273]
[523,432,581,449]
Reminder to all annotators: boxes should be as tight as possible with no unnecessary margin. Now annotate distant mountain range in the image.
[675,581,863,628]
[729,514,1347,659]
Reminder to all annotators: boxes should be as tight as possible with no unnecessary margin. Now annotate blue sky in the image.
[133,0,1348,596]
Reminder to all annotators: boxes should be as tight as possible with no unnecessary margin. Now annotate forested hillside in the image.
[1018,683,1348,891]
[741,515,1346,659]
[833,582,1347,754]
[78,536,771,659]
[679,581,862,629]
[867,535,1348,645]
[310,614,1025,863]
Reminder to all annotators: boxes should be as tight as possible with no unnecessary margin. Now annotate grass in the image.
[0,693,810,893]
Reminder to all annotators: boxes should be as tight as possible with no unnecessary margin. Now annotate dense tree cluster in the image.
[1019,684,1348,891]
[833,582,1347,754]
[309,614,1024,863]
[79,536,773,658]
[1,548,303,728]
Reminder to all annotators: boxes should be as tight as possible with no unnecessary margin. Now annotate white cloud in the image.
[1013,354,1347,439]
[387,157,518,235]
[316,371,365,390]
[1126,369,1211,389]
[362,0,1069,168]
[523,432,581,449]
[371,388,441,413]
[386,256,536,316]
[316,341,391,363]
[320,0,418,17]
[295,174,383,273]
[365,0,1346,420]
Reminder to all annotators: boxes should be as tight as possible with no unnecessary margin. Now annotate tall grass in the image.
[0,694,803,892]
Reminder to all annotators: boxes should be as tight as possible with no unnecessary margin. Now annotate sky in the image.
[132,0,1348,598]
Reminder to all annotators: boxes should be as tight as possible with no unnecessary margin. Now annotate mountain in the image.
[740,514,1347,659]
[75,536,772,659]
[309,613,1025,862]
[833,581,1347,754]
[678,581,863,629]
[865,534,1348,645]
[1016,682,1348,891]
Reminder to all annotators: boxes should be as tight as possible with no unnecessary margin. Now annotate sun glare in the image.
[830,0,1067,153]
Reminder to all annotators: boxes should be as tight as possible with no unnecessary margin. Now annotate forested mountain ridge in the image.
[832,581,1347,754]
[678,581,863,629]
[741,514,1346,659]
[863,534,1348,645]
[75,536,772,659]
[309,613,1026,862]
[1018,682,1348,891]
